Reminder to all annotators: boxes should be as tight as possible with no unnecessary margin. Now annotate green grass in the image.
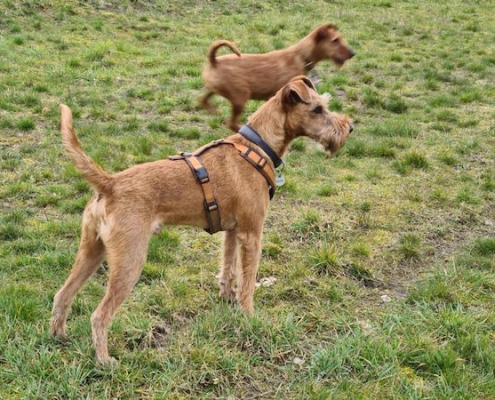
[2,0,495,398]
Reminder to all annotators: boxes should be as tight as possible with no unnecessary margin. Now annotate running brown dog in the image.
[200,23,355,131]
[51,76,353,364]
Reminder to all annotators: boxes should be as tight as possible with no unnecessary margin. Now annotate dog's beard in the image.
[315,114,350,155]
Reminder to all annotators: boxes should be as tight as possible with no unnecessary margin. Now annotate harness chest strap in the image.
[169,140,277,234]
[178,154,221,235]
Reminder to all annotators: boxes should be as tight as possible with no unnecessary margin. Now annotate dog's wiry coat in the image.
[51,76,353,364]
[200,23,355,131]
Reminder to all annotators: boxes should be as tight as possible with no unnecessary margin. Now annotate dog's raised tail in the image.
[208,40,241,66]
[59,104,113,194]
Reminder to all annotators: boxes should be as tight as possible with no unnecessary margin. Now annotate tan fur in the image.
[200,23,355,132]
[51,76,353,364]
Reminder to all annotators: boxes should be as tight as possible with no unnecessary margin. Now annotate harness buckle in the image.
[196,166,209,183]
[205,201,218,212]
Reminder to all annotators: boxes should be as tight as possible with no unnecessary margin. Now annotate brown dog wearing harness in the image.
[51,76,353,364]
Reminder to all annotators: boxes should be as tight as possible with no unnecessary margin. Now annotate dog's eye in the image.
[332,37,340,43]
[313,106,323,114]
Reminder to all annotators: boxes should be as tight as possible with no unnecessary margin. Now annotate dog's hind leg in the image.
[51,206,105,339]
[90,228,150,364]
[199,90,217,113]
[236,227,263,315]
[217,230,239,302]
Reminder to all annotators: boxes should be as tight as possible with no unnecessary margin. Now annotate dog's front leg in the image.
[217,230,239,302]
[228,90,250,132]
[236,228,262,315]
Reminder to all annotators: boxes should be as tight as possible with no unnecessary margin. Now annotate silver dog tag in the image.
[275,161,286,186]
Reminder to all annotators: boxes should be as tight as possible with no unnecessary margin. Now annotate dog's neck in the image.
[288,43,316,72]
[291,36,323,72]
[245,98,294,161]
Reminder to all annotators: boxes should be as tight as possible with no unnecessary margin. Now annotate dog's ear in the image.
[289,75,316,91]
[282,79,313,107]
[315,23,338,42]
[300,76,317,91]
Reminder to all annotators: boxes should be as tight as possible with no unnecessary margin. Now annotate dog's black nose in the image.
[350,49,356,58]
[349,125,354,134]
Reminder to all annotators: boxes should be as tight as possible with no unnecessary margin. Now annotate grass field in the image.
[1,0,495,398]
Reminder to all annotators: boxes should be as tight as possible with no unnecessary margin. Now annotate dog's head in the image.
[312,23,355,67]
[281,76,353,154]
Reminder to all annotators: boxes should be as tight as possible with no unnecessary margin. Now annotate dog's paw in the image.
[50,321,68,340]
[218,288,236,303]
[95,354,119,367]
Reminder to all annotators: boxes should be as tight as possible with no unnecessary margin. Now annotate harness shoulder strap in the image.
[192,140,225,157]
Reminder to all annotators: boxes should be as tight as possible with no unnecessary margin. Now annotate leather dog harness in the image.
[169,127,277,234]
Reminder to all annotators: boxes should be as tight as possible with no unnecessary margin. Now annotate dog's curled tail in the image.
[59,104,113,194]
[207,40,241,66]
